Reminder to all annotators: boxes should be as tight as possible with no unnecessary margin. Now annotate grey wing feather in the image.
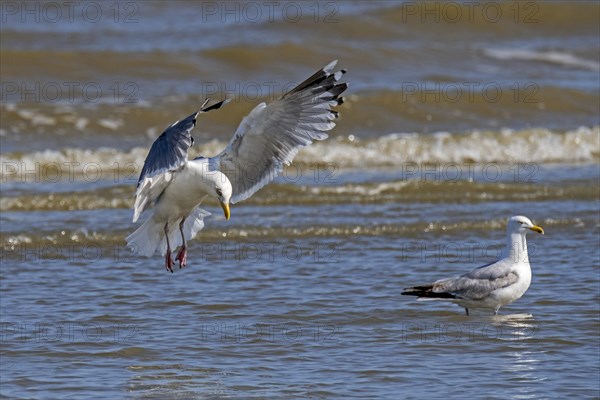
[433,259,519,300]
[137,111,198,187]
[212,60,347,204]
[132,111,199,222]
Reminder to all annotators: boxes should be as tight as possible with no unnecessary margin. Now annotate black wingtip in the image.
[401,286,457,299]
[201,99,230,113]
[401,288,421,296]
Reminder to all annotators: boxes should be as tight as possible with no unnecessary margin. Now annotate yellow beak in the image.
[221,201,230,220]
[529,225,544,234]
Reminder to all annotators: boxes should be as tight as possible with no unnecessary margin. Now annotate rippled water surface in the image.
[1,1,599,399]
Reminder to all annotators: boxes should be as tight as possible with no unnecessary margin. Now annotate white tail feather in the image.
[417,297,448,302]
[127,208,211,257]
[126,217,163,257]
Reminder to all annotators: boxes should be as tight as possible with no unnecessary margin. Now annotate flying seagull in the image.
[126,61,347,272]
[401,216,544,315]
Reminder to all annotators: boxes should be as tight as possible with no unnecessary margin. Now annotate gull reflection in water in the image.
[496,314,547,399]
[491,313,537,341]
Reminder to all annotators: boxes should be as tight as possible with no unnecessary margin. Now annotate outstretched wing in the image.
[211,60,347,204]
[133,99,229,222]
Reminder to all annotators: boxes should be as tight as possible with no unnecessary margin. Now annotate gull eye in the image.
[518,221,523,225]
[216,188,223,197]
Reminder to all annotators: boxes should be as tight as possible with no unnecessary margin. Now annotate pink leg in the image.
[175,246,187,268]
[175,218,187,268]
[164,222,173,273]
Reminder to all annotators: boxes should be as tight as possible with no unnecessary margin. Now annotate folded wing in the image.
[402,259,519,300]
[434,259,519,299]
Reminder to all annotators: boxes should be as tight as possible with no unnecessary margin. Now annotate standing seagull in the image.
[126,61,347,272]
[402,216,544,315]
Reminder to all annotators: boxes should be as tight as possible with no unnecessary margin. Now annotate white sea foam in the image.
[300,126,599,167]
[0,127,597,181]
[484,48,600,71]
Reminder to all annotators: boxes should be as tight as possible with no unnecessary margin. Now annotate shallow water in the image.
[1,1,599,399]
